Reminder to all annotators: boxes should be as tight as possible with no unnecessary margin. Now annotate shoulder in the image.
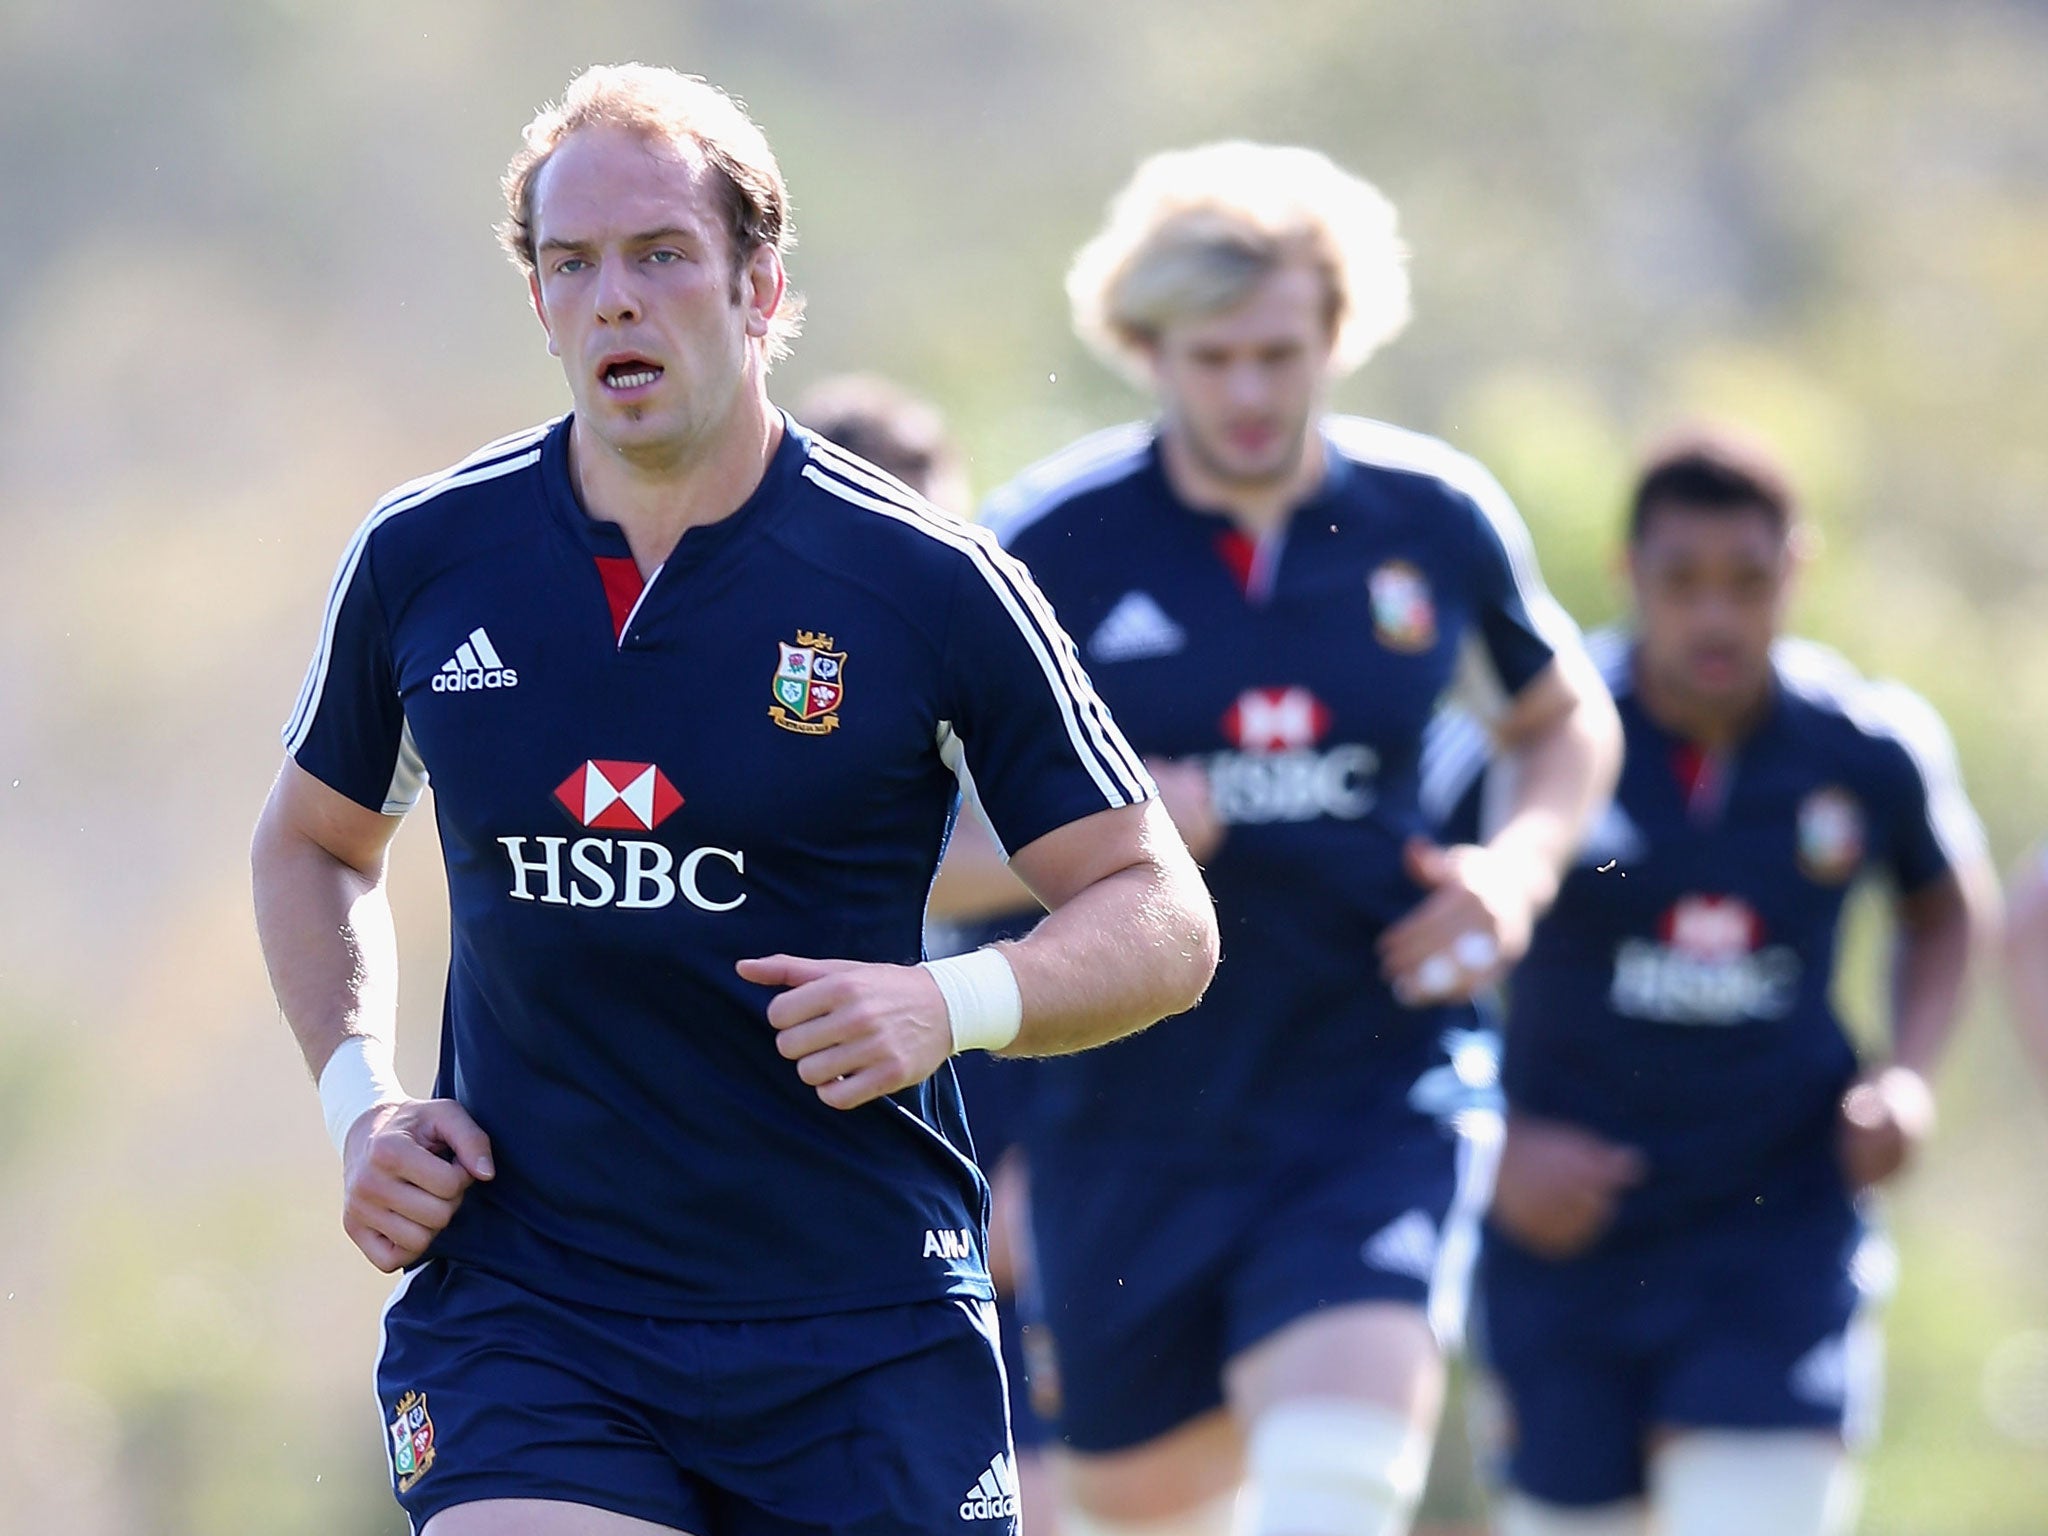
[788,430,1040,614]
[1323,415,1513,519]
[1584,624,1636,697]
[353,420,555,564]
[1773,638,1964,788]
[978,421,1156,550]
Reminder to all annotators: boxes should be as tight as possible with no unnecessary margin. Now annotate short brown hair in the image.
[499,63,803,362]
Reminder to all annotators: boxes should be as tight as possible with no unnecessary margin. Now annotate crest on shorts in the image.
[770,630,846,735]
[387,1390,436,1493]
[1368,560,1436,652]
[1797,786,1865,885]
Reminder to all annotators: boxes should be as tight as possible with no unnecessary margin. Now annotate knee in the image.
[1244,1398,1431,1536]
[1651,1431,1858,1536]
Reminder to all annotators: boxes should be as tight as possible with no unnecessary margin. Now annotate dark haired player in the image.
[252,66,1215,1536]
[1440,431,1997,1536]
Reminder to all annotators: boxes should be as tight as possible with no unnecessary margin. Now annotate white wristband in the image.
[922,948,1024,1054]
[318,1035,406,1156]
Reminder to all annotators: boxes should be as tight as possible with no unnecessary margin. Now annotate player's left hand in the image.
[1379,836,1544,1005]
[737,954,954,1110]
[1837,1064,1937,1189]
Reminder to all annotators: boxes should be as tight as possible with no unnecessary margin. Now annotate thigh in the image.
[1224,1301,1443,1427]
[424,1499,698,1535]
[377,1263,710,1533]
[1479,1249,1652,1508]
[690,1299,1018,1536]
[1223,1117,1462,1364]
[1655,1218,1883,1441]
[1029,1148,1246,1454]
[1053,1408,1244,1525]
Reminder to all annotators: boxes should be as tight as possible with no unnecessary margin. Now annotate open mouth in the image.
[600,356,665,393]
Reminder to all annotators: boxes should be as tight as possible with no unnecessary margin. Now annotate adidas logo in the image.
[1087,591,1186,662]
[433,627,518,693]
[958,1451,1020,1522]
[1361,1209,1439,1283]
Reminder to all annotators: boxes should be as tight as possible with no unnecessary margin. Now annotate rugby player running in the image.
[934,142,1620,1536]
[253,65,1215,1536]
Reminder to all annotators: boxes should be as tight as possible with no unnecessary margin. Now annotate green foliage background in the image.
[1,3,2044,1531]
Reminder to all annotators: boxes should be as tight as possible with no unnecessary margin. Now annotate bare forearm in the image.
[1491,684,1622,905]
[252,818,399,1080]
[1889,864,1998,1079]
[996,836,1217,1057]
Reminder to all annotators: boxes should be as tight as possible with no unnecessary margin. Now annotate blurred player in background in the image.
[253,64,1217,1536]
[1440,430,1998,1536]
[932,141,1621,1536]
[2000,848,2048,1100]
[795,372,1064,1534]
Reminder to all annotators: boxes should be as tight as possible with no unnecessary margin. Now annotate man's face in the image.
[526,125,780,465]
[1146,262,1334,489]
[1629,502,1793,713]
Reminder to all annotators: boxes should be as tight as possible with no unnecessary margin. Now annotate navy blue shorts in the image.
[1026,1109,1472,1453]
[1477,1194,1886,1507]
[375,1260,1018,1533]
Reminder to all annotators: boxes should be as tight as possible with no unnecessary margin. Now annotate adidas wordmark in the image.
[433,627,518,692]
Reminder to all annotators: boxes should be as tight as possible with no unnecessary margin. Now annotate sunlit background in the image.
[3,3,2046,1531]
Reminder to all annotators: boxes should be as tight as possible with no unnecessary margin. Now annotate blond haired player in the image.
[934,142,1619,1536]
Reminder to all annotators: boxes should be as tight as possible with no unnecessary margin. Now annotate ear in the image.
[529,271,559,358]
[741,244,786,342]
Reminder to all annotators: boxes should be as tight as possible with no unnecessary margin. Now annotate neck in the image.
[569,381,780,573]
[1632,651,1774,753]
[1158,422,1326,539]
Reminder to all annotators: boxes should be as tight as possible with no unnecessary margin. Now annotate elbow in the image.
[1161,891,1221,1019]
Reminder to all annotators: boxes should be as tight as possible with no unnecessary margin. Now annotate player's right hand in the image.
[1145,757,1225,864]
[340,1098,494,1273]
[1488,1113,1645,1260]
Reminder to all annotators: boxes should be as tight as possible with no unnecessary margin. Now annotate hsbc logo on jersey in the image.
[554,760,684,831]
[1208,686,1378,824]
[1609,894,1801,1025]
[1224,687,1330,751]
[497,760,746,912]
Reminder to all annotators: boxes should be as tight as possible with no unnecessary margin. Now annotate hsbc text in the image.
[498,836,746,911]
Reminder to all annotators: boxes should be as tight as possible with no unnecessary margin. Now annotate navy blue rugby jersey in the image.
[281,414,1153,1317]
[1437,629,1985,1235]
[981,417,1580,1147]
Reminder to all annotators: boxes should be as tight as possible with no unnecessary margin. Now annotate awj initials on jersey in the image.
[923,1226,975,1260]
[1208,685,1379,824]
[770,630,847,735]
[1609,894,1802,1025]
[496,759,746,911]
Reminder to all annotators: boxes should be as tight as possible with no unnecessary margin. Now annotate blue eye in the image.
[648,249,683,264]
[556,257,590,275]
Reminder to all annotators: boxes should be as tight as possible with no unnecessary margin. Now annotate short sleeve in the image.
[1866,682,1985,895]
[1419,703,1494,846]
[280,524,425,816]
[1450,460,1584,707]
[936,534,1155,858]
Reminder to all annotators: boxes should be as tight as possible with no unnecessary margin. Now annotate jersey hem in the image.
[414,1249,996,1322]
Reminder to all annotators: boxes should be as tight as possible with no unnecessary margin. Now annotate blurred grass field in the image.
[3,3,2046,1531]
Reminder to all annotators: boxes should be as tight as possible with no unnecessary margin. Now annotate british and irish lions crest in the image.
[770,631,847,735]
[388,1390,436,1494]
[1368,560,1436,653]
